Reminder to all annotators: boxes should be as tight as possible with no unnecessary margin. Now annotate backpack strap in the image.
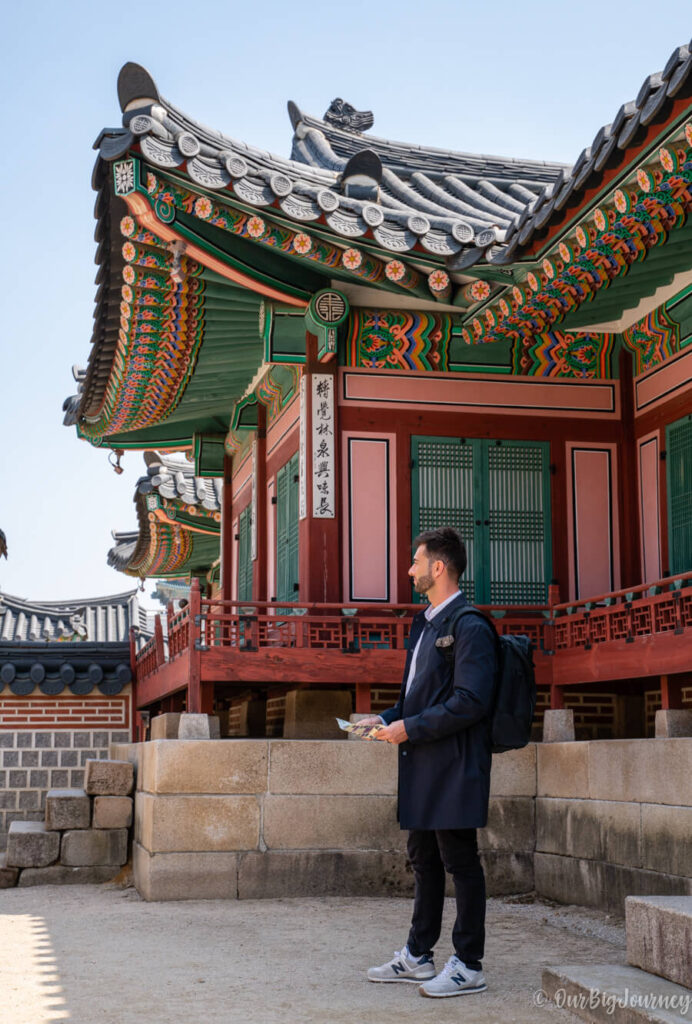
[435,604,498,662]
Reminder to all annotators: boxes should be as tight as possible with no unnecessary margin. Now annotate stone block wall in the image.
[0,727,131,850]
[534,739,692,913]
[114,739,535,901]
[112,736,692,910]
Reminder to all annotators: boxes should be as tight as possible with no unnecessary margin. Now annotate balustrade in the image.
[133,574,692,687]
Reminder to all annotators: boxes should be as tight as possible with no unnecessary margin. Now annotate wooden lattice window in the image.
[237,505,253,602]
[411,436,551,605]
[276,453,299,604]
[667,414,692,574]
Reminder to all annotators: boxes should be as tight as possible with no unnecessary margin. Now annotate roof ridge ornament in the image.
[339,149,382,201]
[117,62,160,113]
[323,98,374,134]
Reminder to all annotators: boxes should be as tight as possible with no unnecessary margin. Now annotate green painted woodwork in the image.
[232,395,260,431]
[176,210,322,296]
[276,453,299,604]
[449,332,513,374]
[266,310,307,363]
[237,505,253,601]
[411,436,551,604]
[104,273,265,449]
[667,286,692,348]
[194,434,225,477]
[666,414,692,574]
[559,224,692,330]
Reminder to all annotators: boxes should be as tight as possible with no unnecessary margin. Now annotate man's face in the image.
[408,545,435,596]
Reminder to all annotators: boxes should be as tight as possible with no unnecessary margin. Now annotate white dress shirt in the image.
[404,590,461,696]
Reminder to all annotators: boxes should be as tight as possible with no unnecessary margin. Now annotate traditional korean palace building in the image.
[63,53,692,741]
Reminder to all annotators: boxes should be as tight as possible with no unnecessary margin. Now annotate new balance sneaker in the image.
[367,945,436,983]
[418,955,487,998]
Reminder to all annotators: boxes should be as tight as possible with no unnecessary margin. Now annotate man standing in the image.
[360,526,497,998]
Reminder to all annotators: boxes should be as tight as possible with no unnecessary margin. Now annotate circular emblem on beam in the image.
[309,289,349,327]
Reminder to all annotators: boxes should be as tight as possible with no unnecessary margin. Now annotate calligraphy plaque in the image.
[299,377,307,520]
[311,374,335,518]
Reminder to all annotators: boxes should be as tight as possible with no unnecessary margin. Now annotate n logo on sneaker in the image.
[391,962,407,975]
[451,973,467,986]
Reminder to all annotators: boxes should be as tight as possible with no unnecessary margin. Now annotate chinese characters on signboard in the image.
[311,374,335,518]
[299,377,307,520]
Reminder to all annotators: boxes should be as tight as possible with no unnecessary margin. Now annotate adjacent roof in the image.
[0,590,146,644]
[289,101,568,255]
[108,452,221,579]
[138,450,223,510]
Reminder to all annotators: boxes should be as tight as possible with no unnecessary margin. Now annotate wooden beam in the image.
[199,646,553,687]
[547,630,692,686]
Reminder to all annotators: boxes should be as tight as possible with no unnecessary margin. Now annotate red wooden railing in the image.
[134,574,692,713]
[187,600,547,655]
[550,572,692,651]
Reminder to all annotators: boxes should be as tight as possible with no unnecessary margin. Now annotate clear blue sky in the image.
[0,0,689,604]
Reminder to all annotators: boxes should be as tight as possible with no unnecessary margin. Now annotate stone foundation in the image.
[112,737,692,909]
[117,739,535,901]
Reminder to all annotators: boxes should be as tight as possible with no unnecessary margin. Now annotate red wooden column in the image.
[660,673,688,710]
[129,626,143,742]
[221,453,234,604]
[187,578,214,714]
[618,350,642,587]
[298,333,341,602]
[252,407,268,602]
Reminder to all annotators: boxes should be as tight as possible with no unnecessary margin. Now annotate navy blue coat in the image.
[380,593,497,830]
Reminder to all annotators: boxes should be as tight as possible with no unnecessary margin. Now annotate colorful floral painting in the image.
[347,309,451,371]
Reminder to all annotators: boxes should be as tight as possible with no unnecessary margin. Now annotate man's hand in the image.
[373,720,408,745]
[357,715,383,728]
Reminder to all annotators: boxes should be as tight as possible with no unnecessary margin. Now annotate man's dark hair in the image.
[413,526,467,581]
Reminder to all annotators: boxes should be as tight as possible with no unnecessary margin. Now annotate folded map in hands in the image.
[336,717,383,739]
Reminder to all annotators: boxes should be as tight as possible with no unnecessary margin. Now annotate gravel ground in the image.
[0,885,626,1024]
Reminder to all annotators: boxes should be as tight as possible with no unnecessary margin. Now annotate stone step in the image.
[6,821,59,869]
[18,865,121,887]
[61,828,128,867]
[627,896,692,990]
[45,788,91,831]
[543,964,692,1023]
[0,852,19,888]
[85,759,134,797]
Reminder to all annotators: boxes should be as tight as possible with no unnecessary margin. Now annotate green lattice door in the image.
[276,453,299,603]
[667,414,692,573]
[411,436,551,604]
[237,505,253,602]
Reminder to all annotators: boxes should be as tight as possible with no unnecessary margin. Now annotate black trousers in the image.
[406,828,486,967]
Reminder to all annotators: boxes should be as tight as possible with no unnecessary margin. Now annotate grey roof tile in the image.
[0,590,143,644]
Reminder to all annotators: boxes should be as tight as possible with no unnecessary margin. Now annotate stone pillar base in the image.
[654,709,692,737]
[150,713,181,740]
[178,713,219,740]
[542,709,575,743]
[283,690,352,738]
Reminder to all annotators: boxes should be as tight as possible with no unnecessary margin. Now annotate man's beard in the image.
[412,572,434,596]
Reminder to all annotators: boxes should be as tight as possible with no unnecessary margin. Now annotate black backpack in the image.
[437,605,536,753]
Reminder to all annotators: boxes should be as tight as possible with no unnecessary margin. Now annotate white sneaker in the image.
[367,945,436,983]
[418,955,486,998]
